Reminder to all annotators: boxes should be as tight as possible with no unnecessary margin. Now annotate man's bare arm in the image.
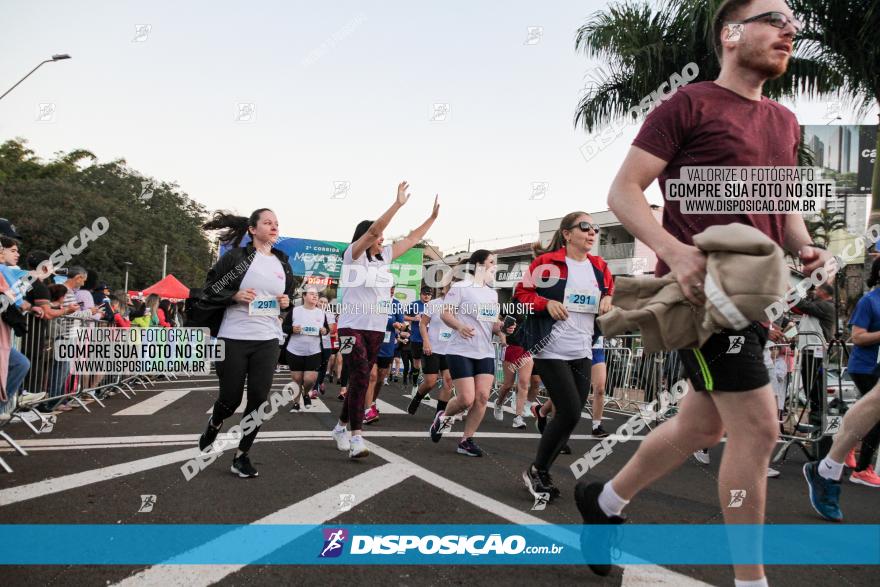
[607,145,706,304]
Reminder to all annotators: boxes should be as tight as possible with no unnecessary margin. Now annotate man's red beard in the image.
[736,40,791,79]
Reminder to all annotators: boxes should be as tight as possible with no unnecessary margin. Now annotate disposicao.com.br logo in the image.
[318,529,563,558]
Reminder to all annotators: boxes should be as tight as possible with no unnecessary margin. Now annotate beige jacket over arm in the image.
[597,223,788,354]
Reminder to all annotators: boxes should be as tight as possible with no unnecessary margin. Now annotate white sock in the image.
[818,457,844,481]
[734,578,768,587]
[333,423,346,433]
[597,481,629,517]
[592,419,601,430]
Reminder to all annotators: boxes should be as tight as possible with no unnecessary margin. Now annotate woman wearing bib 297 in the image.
[331,182,439,459]
[514,211,613,501]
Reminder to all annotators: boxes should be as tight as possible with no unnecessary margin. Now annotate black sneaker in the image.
[523,465,552,501]
[328,374,334,384]
[457,437,483,457]
[231,453,259,478]
[198,417,221,451]
[531,402,547,434]
[290,402,300,412]
[522,464,561,500]
[408,393,424,415]
[592,425,610,438]
[575,481,626,576]
[303,394,312,408]
[430,411,450,443]
[559,444,572,455]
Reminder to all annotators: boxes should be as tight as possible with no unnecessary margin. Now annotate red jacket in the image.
[512,247,614,349]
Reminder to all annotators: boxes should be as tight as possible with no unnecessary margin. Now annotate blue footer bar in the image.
[0,524,877,565]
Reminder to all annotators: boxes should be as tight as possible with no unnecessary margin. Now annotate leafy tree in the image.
[0,138,212,292]
[805,209,847,247]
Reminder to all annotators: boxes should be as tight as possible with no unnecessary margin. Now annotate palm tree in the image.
[804,209,847,247]
[575,0,879,213]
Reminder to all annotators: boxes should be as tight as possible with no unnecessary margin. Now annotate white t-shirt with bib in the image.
[217,252,286,341]
[535,257,598,361]
[337,244,395,332]
[422,296,453,355]
[443,279,498,360]
[286,305,325,356]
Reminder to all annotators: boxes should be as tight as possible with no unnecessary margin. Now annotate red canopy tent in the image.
[129,274,190,300]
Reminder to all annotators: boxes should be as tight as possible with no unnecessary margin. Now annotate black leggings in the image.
[533,357,591,470]
[340,358,351,387]
[316,348,332,386]
[211,338,281,453]
[848,373,880,471]
[400,349,413,381]
[801,350,824,421]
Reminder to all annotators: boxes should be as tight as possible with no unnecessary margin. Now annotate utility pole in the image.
[162,244,168,278]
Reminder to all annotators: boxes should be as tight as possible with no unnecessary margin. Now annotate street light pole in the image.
[162,245,168,278]
[123,261,133,293]
[0,54,71,101]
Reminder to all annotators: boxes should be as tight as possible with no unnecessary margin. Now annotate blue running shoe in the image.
[803,461,843,522]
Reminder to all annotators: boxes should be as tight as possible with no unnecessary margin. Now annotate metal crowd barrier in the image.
[0,313,177,473]
[488,334,687,427]
[489,329,877,465]
[773,331,853,464]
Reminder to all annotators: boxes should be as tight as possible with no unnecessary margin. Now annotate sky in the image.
[1,0,876,254]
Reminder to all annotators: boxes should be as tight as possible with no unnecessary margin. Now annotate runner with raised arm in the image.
[331,183,439,458]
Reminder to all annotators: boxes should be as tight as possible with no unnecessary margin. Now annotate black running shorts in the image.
[678,323,770,392]
[286,351,322,372]
[422,353,448,375]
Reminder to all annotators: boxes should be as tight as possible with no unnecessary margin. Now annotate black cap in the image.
[0,218,20,240]
[96,283,110,291]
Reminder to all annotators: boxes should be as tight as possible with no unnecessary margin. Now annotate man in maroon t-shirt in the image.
[575,1,835,584]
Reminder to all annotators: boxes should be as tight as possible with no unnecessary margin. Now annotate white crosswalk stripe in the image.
[113,388,196,416]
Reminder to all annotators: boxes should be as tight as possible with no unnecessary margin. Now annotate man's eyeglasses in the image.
[730,11,803,33]
[568,222,600,234]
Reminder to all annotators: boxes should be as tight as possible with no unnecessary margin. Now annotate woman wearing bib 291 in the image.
[514,211,613,500]
[331,182,439,458]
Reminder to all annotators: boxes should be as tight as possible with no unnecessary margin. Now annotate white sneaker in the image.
[349,435,369,458]
[332,427,350,451]
[767,467,780,478]
[693,449,710,465]
[493,401,504,421]
[512,415,526,429]
[18,392,46,405]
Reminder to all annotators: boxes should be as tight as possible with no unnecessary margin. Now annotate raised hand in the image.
[396,181,411,206]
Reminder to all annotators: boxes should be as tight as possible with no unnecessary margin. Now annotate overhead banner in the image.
[389,247,425,305]
[272,238,347,277]
[220,237,424,303]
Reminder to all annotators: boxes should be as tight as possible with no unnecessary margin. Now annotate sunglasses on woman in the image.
[730,11,803,33]
[568,221,600,234]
